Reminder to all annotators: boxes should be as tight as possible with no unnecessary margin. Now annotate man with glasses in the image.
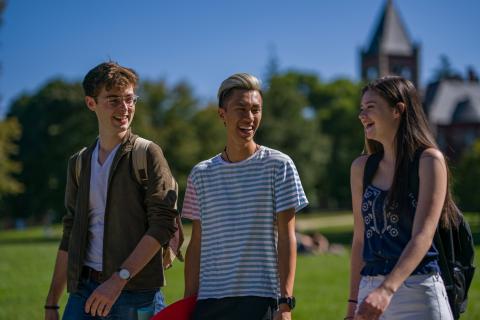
[44,62,178,319]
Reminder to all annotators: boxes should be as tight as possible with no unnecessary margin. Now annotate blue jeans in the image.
[63,278,157,320]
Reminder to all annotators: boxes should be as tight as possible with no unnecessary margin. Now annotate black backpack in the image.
[408,149,475,319]
[363,150,475,319]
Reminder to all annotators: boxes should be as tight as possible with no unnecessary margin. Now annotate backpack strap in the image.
[409,148,456,291]
[131,137,184,268]
[74,147,87,186]
[132,137,179,209]
[435,226,455,290]
[363,152,383,193]
[407,148,425,197]
[132,137,152,190]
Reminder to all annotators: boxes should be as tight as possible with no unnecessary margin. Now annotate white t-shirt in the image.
[84,141,120,271]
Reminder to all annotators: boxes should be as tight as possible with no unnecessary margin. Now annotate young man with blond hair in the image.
[44,62,177,319]
[183,73,308,320]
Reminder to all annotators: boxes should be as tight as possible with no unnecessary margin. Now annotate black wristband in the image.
[347,299,358,304]
[44,305,60,310]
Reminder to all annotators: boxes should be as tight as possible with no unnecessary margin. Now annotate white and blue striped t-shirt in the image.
[182,146,308,300]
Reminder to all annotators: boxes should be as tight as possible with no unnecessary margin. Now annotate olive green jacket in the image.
[59,131,178,292]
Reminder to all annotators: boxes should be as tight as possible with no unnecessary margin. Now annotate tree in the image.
[314,79,364,208]
[257,72,331,208]
[5,77,205,220]
[191,104,225,164]
[4,69,367,220]
[133,80,209,207]
[6,79,96,220]
[259,71,364,209]
[0,0,22,207]
[160,82,203,197]
[0,117,23,201]
[454,139,480,211]
[0,0,4,25]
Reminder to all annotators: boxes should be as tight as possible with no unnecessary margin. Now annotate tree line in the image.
[0,70,478,224]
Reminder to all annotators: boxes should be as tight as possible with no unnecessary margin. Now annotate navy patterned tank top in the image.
[360,183,440,276]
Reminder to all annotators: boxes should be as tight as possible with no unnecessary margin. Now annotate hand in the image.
[274,304,292,320]
[354,286,393,320]
[84,274,126,317]
[273,310,291,320]
[44,309,59,320]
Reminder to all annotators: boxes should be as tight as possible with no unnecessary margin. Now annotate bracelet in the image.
[347,299,358,304]
[44,305,60,310]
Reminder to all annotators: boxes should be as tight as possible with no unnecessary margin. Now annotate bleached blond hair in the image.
[217,73,262,108]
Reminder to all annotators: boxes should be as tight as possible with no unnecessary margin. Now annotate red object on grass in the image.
[151,295,197,320]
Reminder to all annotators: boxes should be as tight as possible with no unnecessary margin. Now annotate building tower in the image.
[360,0,420,86]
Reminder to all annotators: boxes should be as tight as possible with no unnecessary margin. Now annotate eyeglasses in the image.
[97,94,139,108]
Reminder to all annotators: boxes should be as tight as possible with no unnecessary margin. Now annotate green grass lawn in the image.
[1,212,479,319]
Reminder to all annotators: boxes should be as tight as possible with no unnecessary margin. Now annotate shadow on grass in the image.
[0,237,61,246]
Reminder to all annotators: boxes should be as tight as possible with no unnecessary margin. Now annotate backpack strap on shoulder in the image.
[408,147,455,299]
[434,226,454,289]
[363,152,383,193]
[408,148,425,198]
[131,137,184,269]
[132,137,152,190]
[74,147,87,186]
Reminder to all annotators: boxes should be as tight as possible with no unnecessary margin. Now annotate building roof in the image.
[364,0,414,56]
[425,80,480,125]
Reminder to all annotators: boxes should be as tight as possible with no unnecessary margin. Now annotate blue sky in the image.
[1,0,479,115]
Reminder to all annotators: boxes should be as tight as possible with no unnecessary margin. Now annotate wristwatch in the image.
[278,296,296,310]
[117,268,132,281]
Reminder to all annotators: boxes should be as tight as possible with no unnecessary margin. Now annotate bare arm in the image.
[44,250,68,320]
[45,157,77,320]
[184,220,201,297]
[356,149,447,319]
[380,149,447,292]
[84,235,162,317]
[345,156,367,319]
[275,208,296,320]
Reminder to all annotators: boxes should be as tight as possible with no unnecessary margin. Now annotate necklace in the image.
[223,144,260,163]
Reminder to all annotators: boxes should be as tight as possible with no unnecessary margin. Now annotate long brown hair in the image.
[361,76,458,227]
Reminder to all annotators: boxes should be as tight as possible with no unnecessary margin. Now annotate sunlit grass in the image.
[1,212,479,319]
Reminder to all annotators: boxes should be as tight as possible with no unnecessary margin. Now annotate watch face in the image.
[119,268,131,280]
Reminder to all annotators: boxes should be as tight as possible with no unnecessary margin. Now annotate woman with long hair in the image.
[345,76,457,319]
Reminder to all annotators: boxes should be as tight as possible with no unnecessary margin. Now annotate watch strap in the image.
[278,296,295,310]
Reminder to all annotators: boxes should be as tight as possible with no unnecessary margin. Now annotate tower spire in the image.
[360,0,420,85]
